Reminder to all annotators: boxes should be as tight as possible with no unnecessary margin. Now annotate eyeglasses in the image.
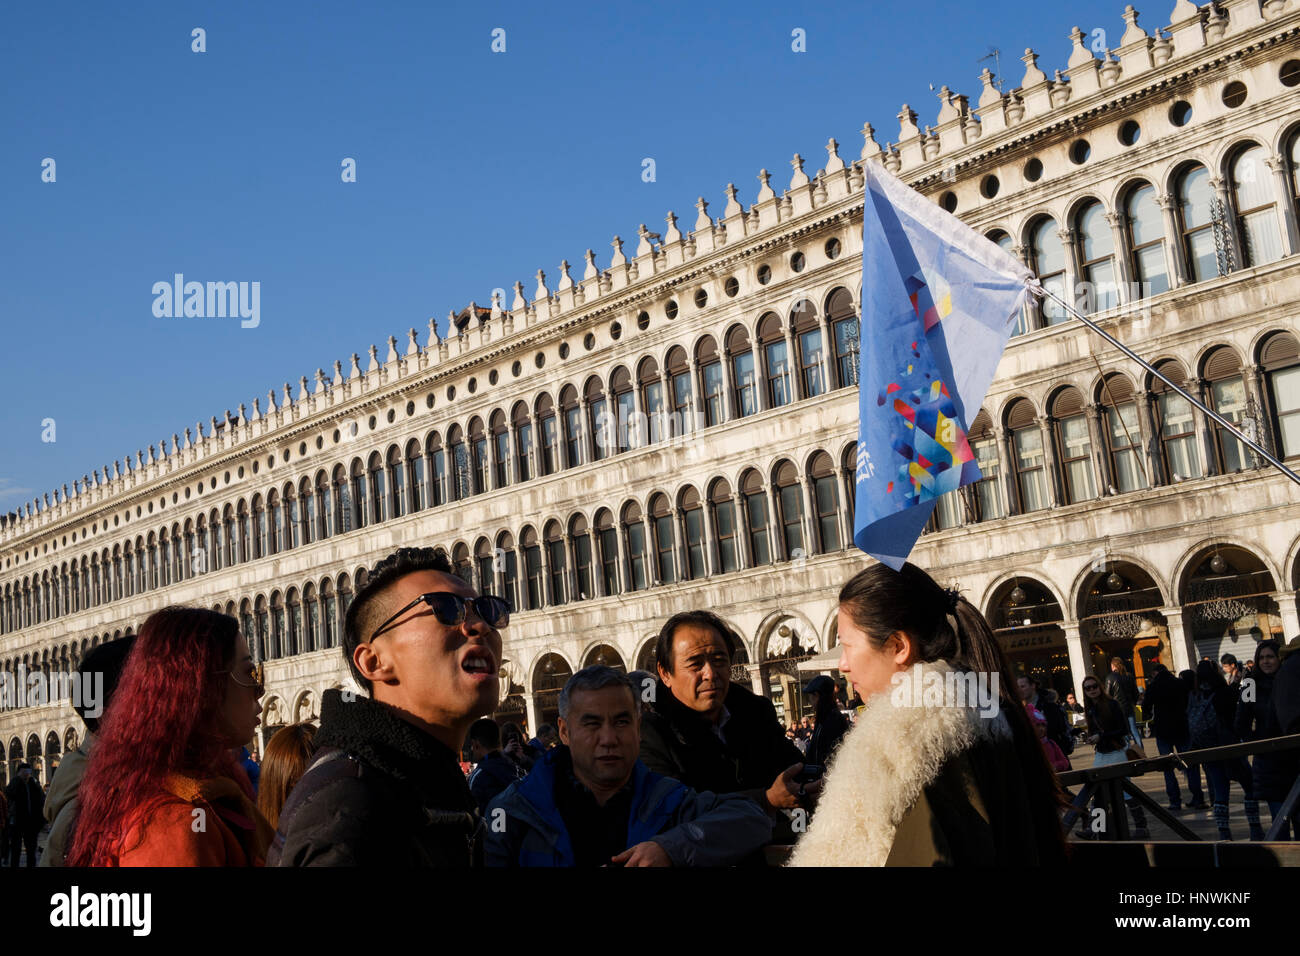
[370,592,510,641]
[1082,683,1100,692]
[217,662,265,694]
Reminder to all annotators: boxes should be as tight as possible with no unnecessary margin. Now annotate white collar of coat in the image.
[788,657,1011,868]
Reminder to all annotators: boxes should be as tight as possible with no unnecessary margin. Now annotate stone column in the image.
[658,369,673,443]
[591,527,607,598]
[837,467,854,549]
[1104,211,1133,308]
[1036,416,1062,508]
[701,503,718,576]
[749,662,766,698]
[686,356,702,433]
[720,349,738,421]
[1010,243,1033,333]
[1245,364,1272,464]
[1087,403,1115,495]
[1271,591,1300,642]
[1135,392,1162,488]
[800,477,818,556]
[767,484,785,560]
[1193,378,1219,477]
[1058,227,1082,315]
[1210,175,1235,272]
[671,508,686,583]
[1157,192,1188,287]
[784,323,801,403]
[1162,607,1197,676]
[1062,622,1093,701]
[995,427,1018,516]
[734,493,753,569]
[592,389,610,461]
[819,311,835,393]
[751,339,768,413]
[523,692,540,739]
[1265,153,1299,258]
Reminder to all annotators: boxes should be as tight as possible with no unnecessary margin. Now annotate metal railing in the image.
[1060,733,1300,842]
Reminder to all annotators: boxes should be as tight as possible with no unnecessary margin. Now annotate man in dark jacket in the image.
[802,675,849,768]
[1142,663,1206,810]
[486,667,770,866]
[467,718,522,814]
[638,610,812,842]
[6,763,46,867]
[271,547,507,866]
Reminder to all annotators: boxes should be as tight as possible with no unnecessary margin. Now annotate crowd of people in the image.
[3,544,1299,867]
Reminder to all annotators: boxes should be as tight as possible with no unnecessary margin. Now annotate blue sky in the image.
[1,0,1142,515]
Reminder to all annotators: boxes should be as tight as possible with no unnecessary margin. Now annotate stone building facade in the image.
[4,0,1300,784]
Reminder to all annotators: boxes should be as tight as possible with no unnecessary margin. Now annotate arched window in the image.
[475,537,495,597]
[774,461,804,559]
[649,494,675,585]
[741,469,771,565]
[536,392,557,475]
[793,299,825,398]
[1124,183,1169,296]
[569,515,593,600]
[314,471,331,541]
[1051,388,1096,503]
[727,325,757,417]
[251,495,267,559]
[1075,200,1117,312]
[611,366,635,453]
[758,313,792,409]
[622,502,648,592]
[679,487,706,580]
[667,345,695,436]
[1029,217,1067,326]
[1150,360,1203,482]
[595,510,619,597]
[452,543,473,586]
[987,232,1029,337]
[521,527,543,609]
[1290,127,1300,217]
[710,478,739,573]
[286,588,301,657]
[512,402,533,483]
[1262,332,1300,458]
[1203,346,1250,472]
[585,378,610,463]
[337,572,354,621]
[561,386,583,468]
[809,452,841,551]
[425,432,447,507]
[387,445,406,519]
[1230,144,1283,267]
[544,521,567,606]
[1006,399,1047,513]
[496,531,519,610]
[1098,374,1146,492]
[348,458,367,529]
[1176,164,1218,282]
[447,425,470,500]
[146,533,158,589]
[266,591,283,659]
[490,412,509,489]
[637,358,662,446]
[678,341,705,430]
[367,451,386,523]
[828,288,860,384]
[254,595,269,661]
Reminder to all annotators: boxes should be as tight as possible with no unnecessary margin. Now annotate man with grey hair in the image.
[485,666,771,866]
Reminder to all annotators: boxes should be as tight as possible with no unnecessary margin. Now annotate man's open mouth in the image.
[462,650,497,675]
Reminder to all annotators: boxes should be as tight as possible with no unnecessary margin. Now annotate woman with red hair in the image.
[66,606,272,866]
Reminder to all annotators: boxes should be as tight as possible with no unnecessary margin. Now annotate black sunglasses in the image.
[370,592,510,641]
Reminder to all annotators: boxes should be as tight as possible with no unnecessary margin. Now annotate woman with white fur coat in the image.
[790,562,1070,867]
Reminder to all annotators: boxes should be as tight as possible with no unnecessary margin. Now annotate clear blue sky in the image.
[1,0,1139,515]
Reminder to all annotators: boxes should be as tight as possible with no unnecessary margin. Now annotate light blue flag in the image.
[854,161,1036,570]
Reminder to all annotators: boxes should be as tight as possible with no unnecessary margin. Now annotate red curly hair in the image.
[67,606,246,866]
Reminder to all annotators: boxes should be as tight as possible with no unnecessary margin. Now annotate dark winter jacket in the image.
[1104,672,1140,717]
[270,690,481,867]
[5,775,46,833]
[1275,650,1300,735]
[1234,670,1300,803]
[1085,698,1131,754]
[640,680,804,804]
[804,706,850,768]
[484,747,771,867]
[1186,686,1239,751]
[1142,669,1191,741]
[468,751,522,814]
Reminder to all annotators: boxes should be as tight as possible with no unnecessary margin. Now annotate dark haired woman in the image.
[1081,676,1148,838]
[1235,640,1299,839]
[790,562,1069,866]
[66,606,273,866]
[501,722,534,776]
[257,722,319,832]
[1189,659,1263,840]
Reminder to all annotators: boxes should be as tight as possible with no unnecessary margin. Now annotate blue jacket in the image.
[485,748,771,867]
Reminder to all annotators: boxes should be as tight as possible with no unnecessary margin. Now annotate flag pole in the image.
[1038,287,1300,489]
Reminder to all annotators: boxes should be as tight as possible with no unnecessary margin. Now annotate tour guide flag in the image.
[854,160,1036,570]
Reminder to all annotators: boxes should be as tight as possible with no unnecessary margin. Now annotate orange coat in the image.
[112,773,273,867]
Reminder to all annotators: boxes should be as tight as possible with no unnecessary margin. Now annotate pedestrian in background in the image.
[257,722,318,832]
[1188,659,1263,841]
[5,764,45,867]
[1235,640,1298,839]
[1082,677,1149,839]
[1141,663,1205,812]
[1105,657,1142,745]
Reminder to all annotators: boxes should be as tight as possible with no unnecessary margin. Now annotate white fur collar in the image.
[789,659,1011,867]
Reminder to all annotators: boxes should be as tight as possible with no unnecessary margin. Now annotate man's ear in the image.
[354,642,395,686]
[557,717,571,746]
[657,662,673,690]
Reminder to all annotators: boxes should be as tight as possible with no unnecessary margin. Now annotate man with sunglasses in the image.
[271,547,508,867]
